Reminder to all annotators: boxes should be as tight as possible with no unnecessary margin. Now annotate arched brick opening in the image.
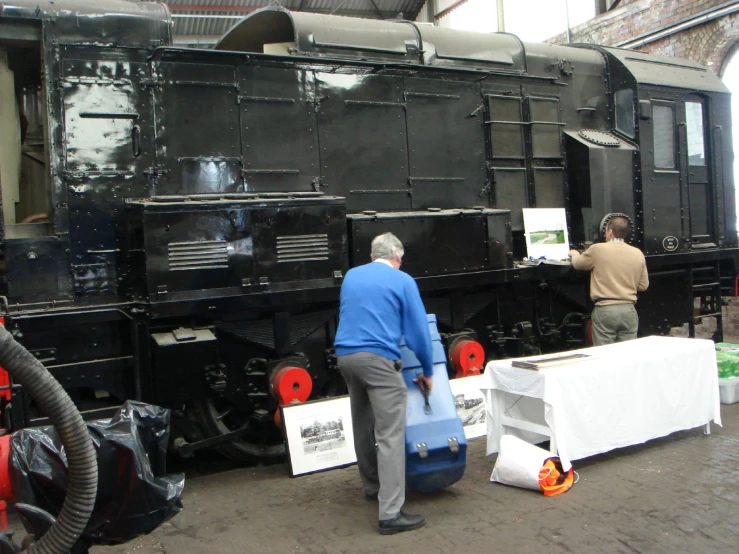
[720,40,739,78]
[709,13,739,77]
[548,1,739,75]
[636,15,739,74]
[716,26,739,234]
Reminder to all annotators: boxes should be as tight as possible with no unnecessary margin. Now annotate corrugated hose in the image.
[0,324,97,554]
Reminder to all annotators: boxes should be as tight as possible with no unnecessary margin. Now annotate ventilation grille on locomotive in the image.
[168,240,229,271]
[276,234,329,263]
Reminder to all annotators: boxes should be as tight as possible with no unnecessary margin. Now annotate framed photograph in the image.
[281,395,357,477]
[449,374,488,440]
[522,208,571,261]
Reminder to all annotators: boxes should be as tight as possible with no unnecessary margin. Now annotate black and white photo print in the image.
[281,396,357,476]
[449,375,488,439]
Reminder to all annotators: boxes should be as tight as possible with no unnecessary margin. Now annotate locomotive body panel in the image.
[124,194,347,301]
[348,208,511,276]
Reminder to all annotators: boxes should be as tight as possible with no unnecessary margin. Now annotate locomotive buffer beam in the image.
[174,423,252,458]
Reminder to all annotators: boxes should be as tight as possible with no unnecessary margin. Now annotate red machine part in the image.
[450,339,484,379]
[0,434,13,530]
[0,318,10,402]
[272,365,313,427]
[0,319,11,530]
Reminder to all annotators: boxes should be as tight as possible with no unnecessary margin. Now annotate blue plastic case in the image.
[400,314,467,492]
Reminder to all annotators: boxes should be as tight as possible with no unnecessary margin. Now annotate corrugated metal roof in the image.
[147,0,427,44]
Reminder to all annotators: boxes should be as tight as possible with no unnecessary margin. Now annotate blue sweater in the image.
[334,261,434,377]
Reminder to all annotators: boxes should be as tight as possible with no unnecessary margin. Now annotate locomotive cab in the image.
[598,46,737,255]
[0,18,68,317]
[0,21,50,238]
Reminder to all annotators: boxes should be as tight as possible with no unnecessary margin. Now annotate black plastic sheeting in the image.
[9,401,185,546]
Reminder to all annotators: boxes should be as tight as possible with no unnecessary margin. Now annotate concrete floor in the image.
[94,401,739,554]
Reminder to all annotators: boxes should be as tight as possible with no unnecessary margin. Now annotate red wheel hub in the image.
[272,366,313,404]
[450,339,484,378]
[272,366,313,427]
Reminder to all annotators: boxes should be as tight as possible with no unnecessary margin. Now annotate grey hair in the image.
[371,232,404,260]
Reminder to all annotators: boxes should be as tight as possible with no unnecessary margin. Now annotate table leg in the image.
[549,434,558,455]
[500,414,551,437]
[704,422,711,435]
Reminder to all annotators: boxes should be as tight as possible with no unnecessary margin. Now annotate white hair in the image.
[371,232,404,260]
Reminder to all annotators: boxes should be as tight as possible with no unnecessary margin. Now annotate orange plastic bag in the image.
[538,458,575,496]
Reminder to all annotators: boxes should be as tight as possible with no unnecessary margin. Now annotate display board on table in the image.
[522,208,570,261]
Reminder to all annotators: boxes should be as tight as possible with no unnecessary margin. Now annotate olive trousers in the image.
[591,303,639,346]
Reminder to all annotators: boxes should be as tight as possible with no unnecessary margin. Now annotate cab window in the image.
[614,89,635,138]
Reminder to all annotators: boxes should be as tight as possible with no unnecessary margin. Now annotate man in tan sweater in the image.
[569,217,649,345]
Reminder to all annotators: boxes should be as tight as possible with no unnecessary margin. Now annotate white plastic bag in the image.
[490,434,552,490]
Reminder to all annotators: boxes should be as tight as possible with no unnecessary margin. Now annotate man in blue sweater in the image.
[335,232,434,535]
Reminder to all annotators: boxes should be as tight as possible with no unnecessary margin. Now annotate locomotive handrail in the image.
[344,99,405,108]
[4,306,134,320]
[145,45,532,78]
[484,120,567,126]
[396,19,425,65]
[311,39,407,55]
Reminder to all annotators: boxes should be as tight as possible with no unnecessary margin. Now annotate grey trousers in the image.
[592,303,638,346]
[338,352,407,521]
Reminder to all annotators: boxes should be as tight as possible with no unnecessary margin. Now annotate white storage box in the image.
[719,376,739,405]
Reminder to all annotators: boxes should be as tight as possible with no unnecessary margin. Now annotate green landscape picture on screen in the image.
[529,230,566,245]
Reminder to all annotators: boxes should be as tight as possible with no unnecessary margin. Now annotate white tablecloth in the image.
[481,336,722,470]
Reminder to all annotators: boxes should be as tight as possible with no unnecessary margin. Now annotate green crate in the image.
[716,343,739,378]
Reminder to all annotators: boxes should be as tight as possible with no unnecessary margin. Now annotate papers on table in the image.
[511,353,590,370]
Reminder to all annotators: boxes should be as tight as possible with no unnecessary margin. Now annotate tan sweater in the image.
[571,241,649,305]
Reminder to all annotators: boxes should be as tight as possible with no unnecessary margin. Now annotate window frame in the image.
[651,100,677,171]
[684,97,707,167]
[614,88,636,139]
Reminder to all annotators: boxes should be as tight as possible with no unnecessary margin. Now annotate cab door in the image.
[640,91,684,254]
[61,51,154,295]
[681,94,718,248]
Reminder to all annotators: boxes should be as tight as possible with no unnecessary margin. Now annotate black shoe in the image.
[364,491,378,501]
[378,511,426,535]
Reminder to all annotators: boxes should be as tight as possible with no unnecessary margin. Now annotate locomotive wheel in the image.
[187,359,347,463]
[191,397,286,463]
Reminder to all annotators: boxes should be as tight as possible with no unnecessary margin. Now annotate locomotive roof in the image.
[216,7,726,93]
[0,0,172,48]
[598,46,729,94]
[216,7,526,73]
[2,1,726,93]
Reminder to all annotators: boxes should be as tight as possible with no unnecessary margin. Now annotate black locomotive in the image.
[0,1,735,461]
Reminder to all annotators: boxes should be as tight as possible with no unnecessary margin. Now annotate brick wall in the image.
[549,0,739,74]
